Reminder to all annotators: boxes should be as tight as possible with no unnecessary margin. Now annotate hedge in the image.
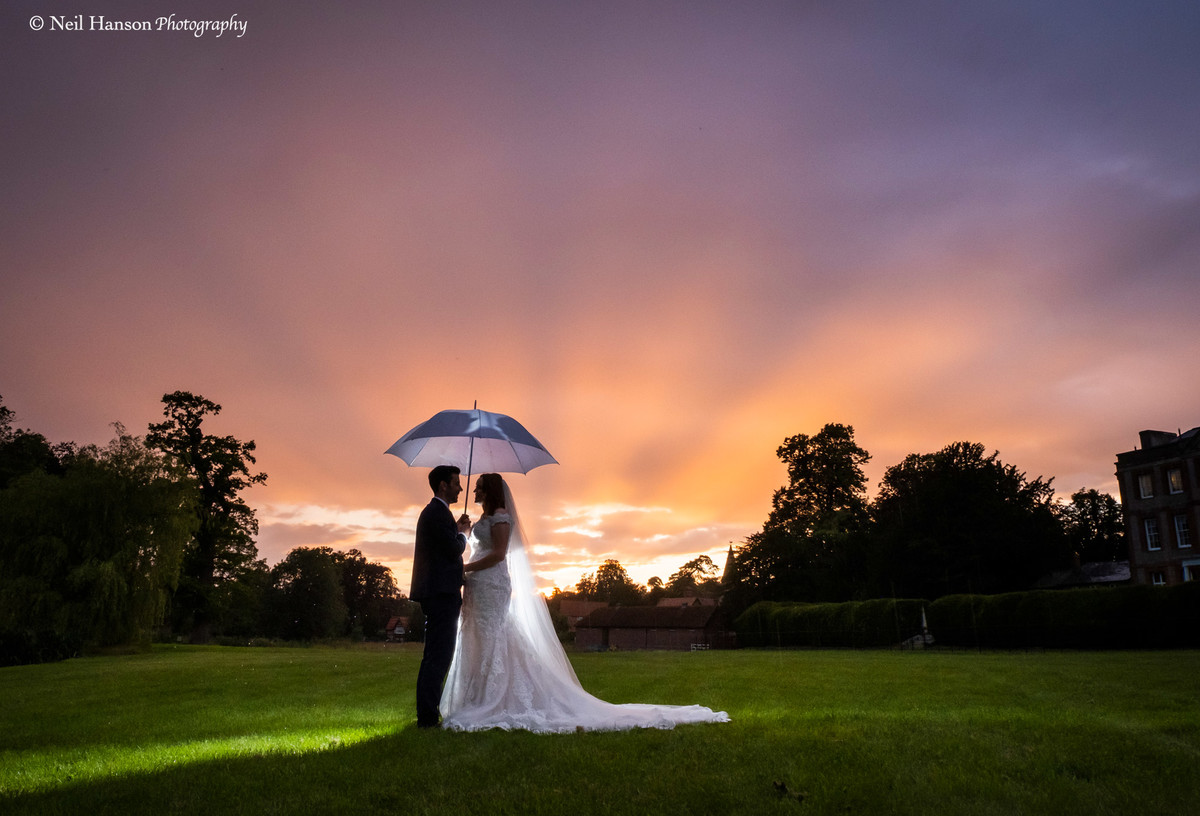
[928,583,1200,649]
[734,598,926,648]
[734,582,1200,649]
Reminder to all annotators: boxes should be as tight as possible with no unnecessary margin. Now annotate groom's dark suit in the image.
[411,497,466,728]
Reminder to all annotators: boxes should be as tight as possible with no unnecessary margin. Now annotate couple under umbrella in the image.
[387,406,729,733]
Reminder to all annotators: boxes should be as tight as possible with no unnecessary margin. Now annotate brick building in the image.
[1115,427,1200,586]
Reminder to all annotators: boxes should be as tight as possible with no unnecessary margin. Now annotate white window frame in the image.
[1139,473,1155,499]
[1168,468,1184,494]
[1151,571,1166,586]
[1183,560,1200,583]
[1145,518,1161,551]
[1177,515,1192,549]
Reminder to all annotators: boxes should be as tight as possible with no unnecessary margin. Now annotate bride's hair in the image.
[476,473,506,514]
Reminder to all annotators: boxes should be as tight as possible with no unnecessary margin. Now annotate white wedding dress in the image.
[440,484,730,733]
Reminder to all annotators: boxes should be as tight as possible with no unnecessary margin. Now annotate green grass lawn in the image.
[2,645,1198,815]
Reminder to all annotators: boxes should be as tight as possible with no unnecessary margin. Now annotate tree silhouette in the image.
[870,441,1067,598]
[666,555,721,597]
[729,423,871,606]
[575,559,644,605]
[1057,488,1126,563]
[146,391,266,642]
[0,395,66,489]
[334,548,400,638]
[0,423,194,657]
[267,547,347,640]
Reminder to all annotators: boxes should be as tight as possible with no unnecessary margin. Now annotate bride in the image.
[440,473,730,733]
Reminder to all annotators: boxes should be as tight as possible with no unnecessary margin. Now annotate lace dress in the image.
[440,511,730,733]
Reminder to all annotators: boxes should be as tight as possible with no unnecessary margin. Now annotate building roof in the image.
[1034,560,1132,589]
[558,600,607,618]
[656,596,718,607]
[1116,427,1200,466]
[578,605,719,629]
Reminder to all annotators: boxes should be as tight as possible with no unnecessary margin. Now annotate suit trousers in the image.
[416,593,461,727]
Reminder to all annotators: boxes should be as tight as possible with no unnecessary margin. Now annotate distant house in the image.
[575,604,732,651]
[1115,427,1200,586]
[384,616,410,642]
[557,600,608,633]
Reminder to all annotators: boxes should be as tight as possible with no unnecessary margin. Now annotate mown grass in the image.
[2,645,1198,815]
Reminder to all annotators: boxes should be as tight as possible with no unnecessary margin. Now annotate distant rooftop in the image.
[1034,560,1131,590]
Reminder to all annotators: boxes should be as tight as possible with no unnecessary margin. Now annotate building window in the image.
[1139,474,1154,498]
[1177,515,1192,548]
[1184,562,1200,583]
[1168,468,1184,494]
[1151,571,1166,586]
[1145,519,1161,550]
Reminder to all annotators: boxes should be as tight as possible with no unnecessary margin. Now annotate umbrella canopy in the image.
[385,407,558,476]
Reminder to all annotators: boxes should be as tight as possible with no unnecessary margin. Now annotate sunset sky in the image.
[3,1,1198,593]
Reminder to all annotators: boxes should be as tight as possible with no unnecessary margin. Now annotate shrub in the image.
[0,626,83,667]
[930,584,1200,649]
[735,598,928,648]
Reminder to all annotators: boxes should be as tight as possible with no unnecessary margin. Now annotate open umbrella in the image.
[385,404,557,501]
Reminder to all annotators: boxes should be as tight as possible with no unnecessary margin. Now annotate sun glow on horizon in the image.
[256,499,754,596]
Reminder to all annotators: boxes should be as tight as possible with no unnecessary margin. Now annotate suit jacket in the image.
[410,498,466,602]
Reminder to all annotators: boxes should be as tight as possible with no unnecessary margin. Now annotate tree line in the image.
[552,554,725,608]
[722,423,1124,613]
[550,423,1123,621]
[0,392,408,664]
[3,395,1125,662]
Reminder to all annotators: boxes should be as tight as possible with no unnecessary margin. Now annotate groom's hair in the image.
[428,465,461,492]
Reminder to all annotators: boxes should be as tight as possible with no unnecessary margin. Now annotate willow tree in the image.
[0,424,194,657]
[146,391,266,642]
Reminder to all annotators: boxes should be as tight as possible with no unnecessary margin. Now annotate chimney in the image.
[1139,430,1177,449]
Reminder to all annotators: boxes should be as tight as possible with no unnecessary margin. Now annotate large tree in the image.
[665,555,721,597]
[1057,488,1126,563]
[267,546,348,640]
[334,548,400,638]
[146,391,267,642]
[263,547,400,640]
[869,441,1068,598]
[729,423,871,606]
[576,559,645,606]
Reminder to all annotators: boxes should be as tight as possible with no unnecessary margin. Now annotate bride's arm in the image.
[463,519,511,572]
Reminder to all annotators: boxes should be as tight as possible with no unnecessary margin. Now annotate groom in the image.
[411,464,471,728]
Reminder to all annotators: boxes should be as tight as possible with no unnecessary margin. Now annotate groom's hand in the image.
[457,514,472,534]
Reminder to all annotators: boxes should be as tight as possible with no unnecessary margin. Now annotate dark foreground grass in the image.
[2,645,1198,815]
